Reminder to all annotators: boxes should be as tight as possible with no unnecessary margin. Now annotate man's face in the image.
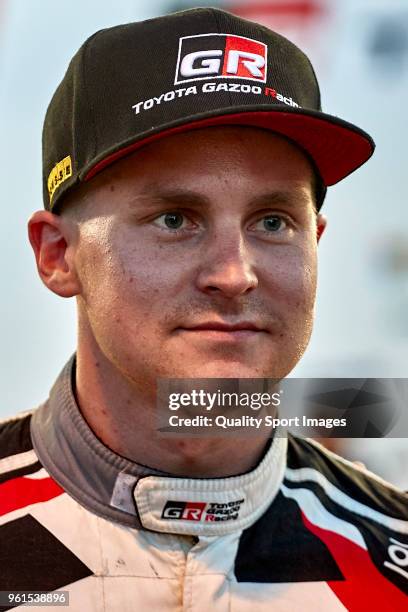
[70,127,323,389]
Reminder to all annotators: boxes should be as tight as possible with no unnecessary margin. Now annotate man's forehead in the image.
[118,124,311,157]
[98,125,315,183]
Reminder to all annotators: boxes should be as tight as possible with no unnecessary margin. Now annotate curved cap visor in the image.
[84,106,375,187]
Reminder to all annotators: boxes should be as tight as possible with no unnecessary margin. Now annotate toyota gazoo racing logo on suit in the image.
[161,499,245,522]
[174,34,267,85]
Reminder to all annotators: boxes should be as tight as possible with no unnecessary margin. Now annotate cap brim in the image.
[84,105,375,186]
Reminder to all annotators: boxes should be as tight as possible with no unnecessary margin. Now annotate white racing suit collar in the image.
[31,355,287,536]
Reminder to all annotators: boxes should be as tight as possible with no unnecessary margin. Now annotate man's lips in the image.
[175,321,269,342]
[180,321,266,332]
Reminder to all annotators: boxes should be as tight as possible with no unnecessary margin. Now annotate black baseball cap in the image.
[43,7,375,212]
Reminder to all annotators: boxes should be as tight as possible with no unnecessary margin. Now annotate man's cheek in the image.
[265,257,315,307]
[282,248,317,300]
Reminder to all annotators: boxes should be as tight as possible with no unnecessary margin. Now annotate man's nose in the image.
[195,231,258,298]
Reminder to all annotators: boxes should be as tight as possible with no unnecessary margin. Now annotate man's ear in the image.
[316,213,327,243]
[27,210,80,297]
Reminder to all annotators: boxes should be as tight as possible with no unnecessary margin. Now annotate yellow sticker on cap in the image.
[47,155,72,204]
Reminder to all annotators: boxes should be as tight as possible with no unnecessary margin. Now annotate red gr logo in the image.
[175,34,267,85]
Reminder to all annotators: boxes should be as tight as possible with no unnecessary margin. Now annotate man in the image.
[1,7,407,611]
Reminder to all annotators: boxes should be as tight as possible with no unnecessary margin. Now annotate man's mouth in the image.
[176,320,268,341]
[183,321,263,331]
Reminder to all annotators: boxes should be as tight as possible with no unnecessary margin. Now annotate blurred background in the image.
[1,0,407,487]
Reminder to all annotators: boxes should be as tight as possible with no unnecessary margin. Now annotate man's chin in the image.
[168,361,282,380]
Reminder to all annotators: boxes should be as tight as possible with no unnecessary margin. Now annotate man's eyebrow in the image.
[248,189,313,209]
[129,187,312,210]
[131,189,212,208]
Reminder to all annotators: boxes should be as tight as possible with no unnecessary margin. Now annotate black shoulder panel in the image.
[287,434,408,520]
[0,413,34,460]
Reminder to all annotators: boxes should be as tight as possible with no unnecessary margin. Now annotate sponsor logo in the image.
[161,498,245,522]
[162,501,206,521]
[47,155,72,204]
[175,34,267,85]
[384,537,408,581]
[131,82,299,116]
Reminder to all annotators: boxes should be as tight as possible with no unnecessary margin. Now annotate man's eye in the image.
[252,215,287,232]
[155,212,186,230]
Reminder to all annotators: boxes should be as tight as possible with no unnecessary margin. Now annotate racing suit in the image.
[1,355,407,610]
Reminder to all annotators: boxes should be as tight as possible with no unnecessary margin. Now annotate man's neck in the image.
[74,341,271,478]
